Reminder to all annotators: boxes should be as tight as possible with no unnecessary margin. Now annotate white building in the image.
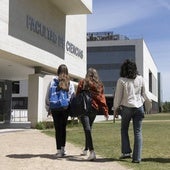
[0,0,92,128]
[87,32,159,114]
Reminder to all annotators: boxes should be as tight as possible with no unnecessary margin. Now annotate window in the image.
[149,71,152,92]
[12,81,20,94]
[12,97,28,109]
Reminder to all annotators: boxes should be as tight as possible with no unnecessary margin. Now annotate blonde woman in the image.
[76,68,109,161]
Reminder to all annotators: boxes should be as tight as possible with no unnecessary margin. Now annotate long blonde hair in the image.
[83,68,101,92]
[57,64,70,91]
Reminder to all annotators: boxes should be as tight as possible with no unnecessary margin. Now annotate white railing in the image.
[11,109,28,122]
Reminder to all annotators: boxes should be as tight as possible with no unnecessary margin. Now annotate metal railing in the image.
[11,109,28,122]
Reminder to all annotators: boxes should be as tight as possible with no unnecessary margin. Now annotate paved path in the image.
[0,129,130,170]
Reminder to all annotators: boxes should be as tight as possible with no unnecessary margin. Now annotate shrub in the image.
[162,101,170,112]
[35,121,54,130]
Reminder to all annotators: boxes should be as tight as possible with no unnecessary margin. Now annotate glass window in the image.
[12,97,28,109]
[149,71,152,92]
[12,81,20,94]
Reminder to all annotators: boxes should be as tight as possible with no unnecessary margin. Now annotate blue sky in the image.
[87,0,170,102]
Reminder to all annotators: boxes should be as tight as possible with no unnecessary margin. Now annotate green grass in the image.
[42,113,170,170]
[144,113,170,120]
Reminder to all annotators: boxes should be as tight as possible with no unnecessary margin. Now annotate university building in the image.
[0,0,92,128]
[87,32,161,114]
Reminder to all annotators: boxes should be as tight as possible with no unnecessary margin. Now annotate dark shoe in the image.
[132,160,140,163]
[119,153,131,159]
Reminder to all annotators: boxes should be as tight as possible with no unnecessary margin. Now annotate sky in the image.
[87,0,170,102]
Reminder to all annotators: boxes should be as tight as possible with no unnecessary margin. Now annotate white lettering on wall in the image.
[26,15,84,59]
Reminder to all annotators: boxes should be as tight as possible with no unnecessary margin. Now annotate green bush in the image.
[162,101,170,112]
[36,118,79,130]
[35,121,54,130]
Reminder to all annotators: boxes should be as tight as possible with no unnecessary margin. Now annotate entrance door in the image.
[0,80,12,123]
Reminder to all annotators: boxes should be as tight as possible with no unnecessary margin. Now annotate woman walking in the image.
[45,64,75,157]
[113,59,151,163]
[76,68,109,161]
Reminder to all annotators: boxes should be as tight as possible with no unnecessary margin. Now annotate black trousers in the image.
[51,109,68,150]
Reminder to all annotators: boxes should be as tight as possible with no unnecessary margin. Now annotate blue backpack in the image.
[49,78,69,110]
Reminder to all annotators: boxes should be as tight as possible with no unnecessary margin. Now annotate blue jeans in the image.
[80,108,97,151]
[120,106,144,161]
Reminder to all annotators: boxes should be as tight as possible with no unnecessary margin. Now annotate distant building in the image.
[87,31,160,114]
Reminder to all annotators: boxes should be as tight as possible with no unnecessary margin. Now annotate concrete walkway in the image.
[0,129,130,170]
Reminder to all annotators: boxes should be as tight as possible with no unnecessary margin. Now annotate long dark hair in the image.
[57,64,70,91]
[120,59,138,79]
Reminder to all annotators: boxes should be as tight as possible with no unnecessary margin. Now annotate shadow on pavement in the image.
[6,154,57,160]
[6,154,117,162]
[142,157,170,163]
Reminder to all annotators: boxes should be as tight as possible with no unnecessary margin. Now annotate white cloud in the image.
[88,0,159,31]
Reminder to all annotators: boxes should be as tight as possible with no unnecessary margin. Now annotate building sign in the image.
[26,15,83,59]
[66,41,83,59]
[26,15,64,49]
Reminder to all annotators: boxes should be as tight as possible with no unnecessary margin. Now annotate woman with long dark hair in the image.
[76,68,109,161]
[113,59,151,163]
[46,64,75,157]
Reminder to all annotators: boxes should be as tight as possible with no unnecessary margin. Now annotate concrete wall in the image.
[65,15,87,78]
[142,40,158,102]
[0,0,88,80]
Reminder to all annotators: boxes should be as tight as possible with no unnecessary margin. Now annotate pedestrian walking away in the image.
[76,68,109,161]
[113,59,152,163]
[45,64,75,158]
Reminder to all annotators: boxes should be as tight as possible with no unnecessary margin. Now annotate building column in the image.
[28,74,44,128]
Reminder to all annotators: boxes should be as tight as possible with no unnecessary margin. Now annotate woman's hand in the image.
[114,110,119,118]
[105,114,109,121]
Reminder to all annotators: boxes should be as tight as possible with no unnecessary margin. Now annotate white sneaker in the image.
[119,153,131,159]
[80,149,88,156]
[61,147,66,156]
[87,151,96,161]
[55,150,63,158]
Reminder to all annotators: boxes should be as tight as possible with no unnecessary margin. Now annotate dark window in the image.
[87,45,135,52]
[149,71,152,92]
[12,97,28,109]
[12,81,20,94]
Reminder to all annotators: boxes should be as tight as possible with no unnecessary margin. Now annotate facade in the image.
[87,32,159,114]
[0,0,92,128]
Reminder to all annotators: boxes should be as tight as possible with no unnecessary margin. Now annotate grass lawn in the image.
[42,113,170,170]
